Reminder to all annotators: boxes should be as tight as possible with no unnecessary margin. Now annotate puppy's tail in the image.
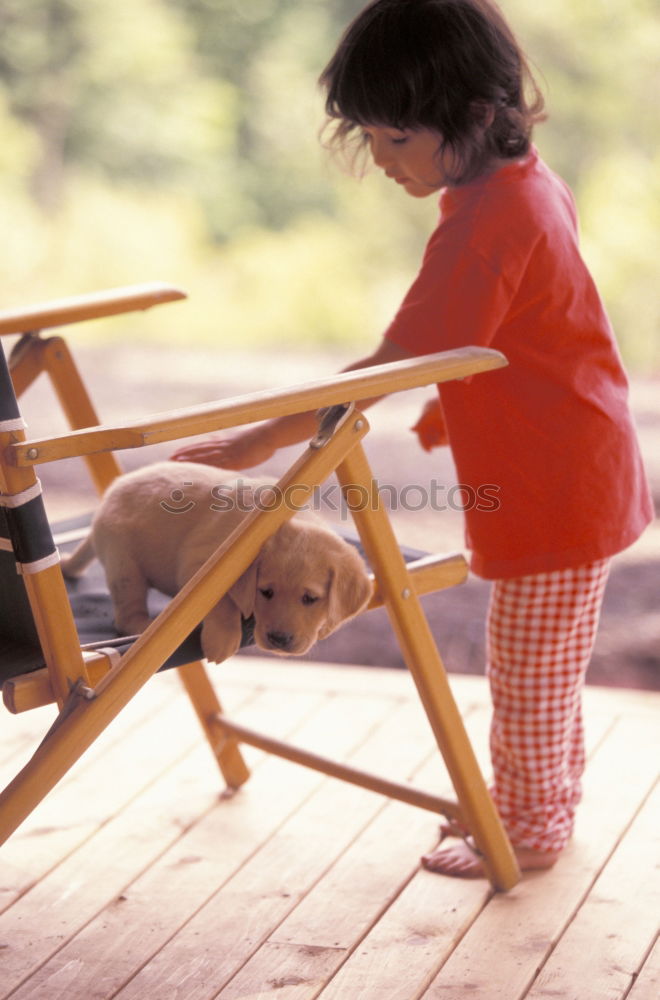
[60,533,96,578]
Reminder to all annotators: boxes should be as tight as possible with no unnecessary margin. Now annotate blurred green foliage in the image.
[0,0,657,369]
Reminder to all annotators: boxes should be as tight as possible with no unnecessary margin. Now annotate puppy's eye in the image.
[302,593,320,606]
[259,587,274,600]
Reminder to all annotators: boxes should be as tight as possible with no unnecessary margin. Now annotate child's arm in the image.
[411,395,450,450]
[171,339,413,470]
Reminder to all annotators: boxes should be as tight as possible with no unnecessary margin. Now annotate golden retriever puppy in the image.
[61,461,372,663]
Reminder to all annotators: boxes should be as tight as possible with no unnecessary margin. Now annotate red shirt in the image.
[386,147,653,579]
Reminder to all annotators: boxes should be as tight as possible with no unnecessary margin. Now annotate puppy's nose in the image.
[267,630,293,651]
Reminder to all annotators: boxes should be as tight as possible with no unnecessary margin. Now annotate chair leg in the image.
[41,336,123,494]
[0,409,90,708]
[177,660,250,790]
[336,442,521,891]
[7,333,46,395]
[9,332,122,495]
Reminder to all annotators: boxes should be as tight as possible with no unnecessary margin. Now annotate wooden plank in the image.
[0,685,328,999]
[210,675,616,1000]
[264,767,490,1000]
[221,942,346,1000]
[221,656,424,701]
[526,781,660,1000]
[0,673,179,831]
[1,663,656,1000]
[0,678,251,914]
[215,706,491,1000]
[582,683,660,718]
[0,704,55,767]
[4,690,392,1000]
[314,871,483,1000]
[420,714,660,1000]
[185,660,660,719]
[111,698,444,1000]
[302,706,536,1000]
[0,670,177,773]
[108,696,457,1000]
[627,938,660,1000]
[8,347,507,466]
[0,283,186,336]
[0,743,234,1000]
[242,765,446,951]
[367,552,468,609]
[320,707,637,1000]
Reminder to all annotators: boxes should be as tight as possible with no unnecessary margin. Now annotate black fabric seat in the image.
[0,512,255,682]
[0,511,424,684]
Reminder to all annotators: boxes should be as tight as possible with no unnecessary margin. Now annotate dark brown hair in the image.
[319,0,546,184]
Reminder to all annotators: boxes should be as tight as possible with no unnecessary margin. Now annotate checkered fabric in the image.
[486,559,611,853]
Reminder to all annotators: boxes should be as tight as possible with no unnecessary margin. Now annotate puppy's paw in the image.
[199,597,245,664]
[201,617,242,664]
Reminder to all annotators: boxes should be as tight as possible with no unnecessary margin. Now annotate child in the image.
[173,0,653,878]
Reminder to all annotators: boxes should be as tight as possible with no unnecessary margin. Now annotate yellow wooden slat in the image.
[215,715,463,819]
[367,551,467,609]
[7,347,507,467]
[336,441,520,891]
[41,336,123,494]
[178,660,250,788]
[0,282,186,336]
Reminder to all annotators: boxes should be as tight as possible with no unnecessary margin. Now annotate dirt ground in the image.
[19,341,660,692]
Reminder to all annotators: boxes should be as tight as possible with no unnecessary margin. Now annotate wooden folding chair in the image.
[0,284,520,890]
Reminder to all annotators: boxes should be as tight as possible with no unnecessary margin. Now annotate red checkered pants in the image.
[486,559,611,853]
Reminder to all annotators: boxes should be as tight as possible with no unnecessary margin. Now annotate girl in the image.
[174,0,653,878]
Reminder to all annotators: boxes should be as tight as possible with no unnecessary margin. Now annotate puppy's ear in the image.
[227,557,259,619]
[319,546,373,640]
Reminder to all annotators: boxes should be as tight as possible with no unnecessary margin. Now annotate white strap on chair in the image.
[16,551,61,575]
[0,478,60,573]
[0,479,43,508]
[0,416,27,433]
[83,647,122,670]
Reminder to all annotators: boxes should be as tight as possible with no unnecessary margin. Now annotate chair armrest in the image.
[0,283,186,337]
[7,346,507,468]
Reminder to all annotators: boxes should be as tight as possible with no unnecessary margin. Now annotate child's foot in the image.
[421,835,560,879]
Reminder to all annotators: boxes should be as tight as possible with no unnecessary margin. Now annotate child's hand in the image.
[411,396,449,451]
[171,426,276,470]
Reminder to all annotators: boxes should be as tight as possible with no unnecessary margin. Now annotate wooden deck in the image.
[0,657,658,1000]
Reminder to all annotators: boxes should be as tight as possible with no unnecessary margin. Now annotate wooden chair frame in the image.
[0,284,520,890]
